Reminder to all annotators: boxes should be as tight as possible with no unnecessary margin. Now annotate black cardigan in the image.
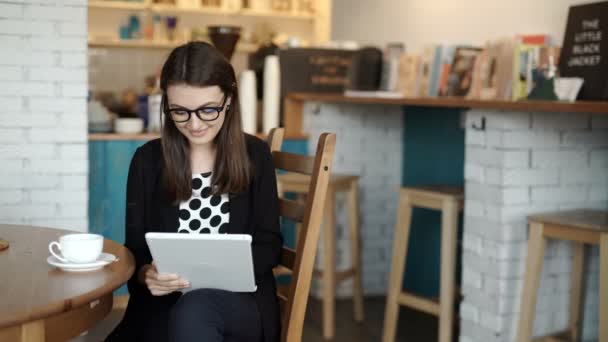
[112,134,282,342]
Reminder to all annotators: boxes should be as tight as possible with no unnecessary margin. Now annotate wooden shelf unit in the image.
[88,0,329,42]
[90,0,315,18]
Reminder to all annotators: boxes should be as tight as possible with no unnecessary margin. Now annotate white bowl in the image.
[114,118,144,134]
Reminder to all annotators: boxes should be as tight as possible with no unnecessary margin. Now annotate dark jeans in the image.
[107,289,262,342]
[169,289,262,342]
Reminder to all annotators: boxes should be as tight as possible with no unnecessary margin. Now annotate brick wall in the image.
[460,111,608,342]
[302,102,403,297]
[0,0,89,231]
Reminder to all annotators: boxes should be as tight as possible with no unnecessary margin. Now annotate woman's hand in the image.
[139,262,190,296]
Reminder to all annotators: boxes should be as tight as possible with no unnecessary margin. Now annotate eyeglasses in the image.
[164,94,229,123]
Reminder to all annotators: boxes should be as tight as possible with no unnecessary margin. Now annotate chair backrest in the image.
[266,128,336,342]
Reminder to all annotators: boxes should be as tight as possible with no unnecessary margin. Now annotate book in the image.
[512,35,551,100]
[467,39,514,100]
[396,54,421,97]
[467,48,488,99]
[558,1,608,100]
[495,38,516,100]
[344,90,405,98]
[441,46,482,97]
[428,45,444,97]
[380,43,405,91]
[417,46,436,97]
[527,46,561,97]
[437,45,457,96]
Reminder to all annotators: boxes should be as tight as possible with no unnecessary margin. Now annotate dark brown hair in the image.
[159,41,251,204]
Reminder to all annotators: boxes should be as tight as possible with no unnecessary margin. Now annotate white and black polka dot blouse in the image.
[177,172,230,234]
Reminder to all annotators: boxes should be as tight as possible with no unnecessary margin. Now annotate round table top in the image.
[0,224,135,328]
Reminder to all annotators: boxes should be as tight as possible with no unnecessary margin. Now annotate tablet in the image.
[145,232,257,293]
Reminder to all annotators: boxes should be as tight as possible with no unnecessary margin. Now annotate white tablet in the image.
[145,232,257,293]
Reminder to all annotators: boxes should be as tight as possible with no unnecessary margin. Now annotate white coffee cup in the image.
[48,233,104,264]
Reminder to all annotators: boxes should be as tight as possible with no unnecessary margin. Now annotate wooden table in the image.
[0,225,135,342]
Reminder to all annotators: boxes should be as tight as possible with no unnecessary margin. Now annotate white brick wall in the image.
[461,110,608,342]
[302,102,403,297]
[0,0,88,232]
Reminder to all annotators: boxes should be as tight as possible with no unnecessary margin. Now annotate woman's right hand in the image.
[139,263,190,296]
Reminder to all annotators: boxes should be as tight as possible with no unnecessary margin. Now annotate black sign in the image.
[278,48,355,94]
[559,1,608,100]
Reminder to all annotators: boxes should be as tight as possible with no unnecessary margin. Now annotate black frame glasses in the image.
[164,94,229,123]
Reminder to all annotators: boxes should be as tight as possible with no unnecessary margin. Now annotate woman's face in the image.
[166,84,231,147]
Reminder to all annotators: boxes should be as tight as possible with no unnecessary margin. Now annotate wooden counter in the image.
[283,92,608,136]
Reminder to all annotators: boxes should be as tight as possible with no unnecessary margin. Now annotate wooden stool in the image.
[383,186,464,342]
[516,210,608,342]
[277,173,365,340]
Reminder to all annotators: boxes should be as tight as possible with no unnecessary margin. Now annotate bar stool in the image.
[383,186,464,342]
[277,173,365,340]
[516,210,608,342]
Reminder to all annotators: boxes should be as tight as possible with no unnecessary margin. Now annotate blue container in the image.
[137,95,149,128]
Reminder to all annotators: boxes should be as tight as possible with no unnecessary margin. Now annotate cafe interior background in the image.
[1,0,608,341]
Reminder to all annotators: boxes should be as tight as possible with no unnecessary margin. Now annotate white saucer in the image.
[47,252,118,272]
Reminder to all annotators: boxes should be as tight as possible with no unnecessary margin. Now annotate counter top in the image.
[282,92,608,137]
[286,93,608,114]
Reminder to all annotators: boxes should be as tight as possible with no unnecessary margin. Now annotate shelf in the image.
[88,38,259,53]
[89,1,315,20]
[239,8,314,20]
[150,3,235,15]
[89,1,148,10]
[286,93,608,114]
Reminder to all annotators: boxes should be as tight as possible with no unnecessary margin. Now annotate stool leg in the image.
[516,222,547,342]
[348,180,365,323]
[322,188,336,340]
[382,192,413,342]
[569,242,585,341]
[439,199,459,342]
[600,234,608,342]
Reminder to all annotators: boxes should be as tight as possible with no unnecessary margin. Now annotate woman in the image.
[107,42,282,342]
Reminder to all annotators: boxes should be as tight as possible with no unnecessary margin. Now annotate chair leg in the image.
[382,191,413,342]
[599,234,608,342]
[348,180,365,323]
[322,188,336,340]
[516,222,547,342]
[439,199,459,342]
[568,242,585,341]
[20,320,45,342]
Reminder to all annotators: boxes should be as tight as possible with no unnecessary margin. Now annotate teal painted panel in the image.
[277,139,308,285]
[279,139,308,250]
[89,140,146,296]
[401,106,465,298]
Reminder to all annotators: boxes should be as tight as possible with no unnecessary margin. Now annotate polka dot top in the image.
[177,172,230,234]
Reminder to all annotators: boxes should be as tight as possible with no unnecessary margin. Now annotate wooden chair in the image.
[383,186,464,342]
[266,128,337,342]
[516,210,608,342]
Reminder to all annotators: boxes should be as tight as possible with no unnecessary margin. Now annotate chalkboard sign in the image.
[559,1,608,100]
[278,48,356,94]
